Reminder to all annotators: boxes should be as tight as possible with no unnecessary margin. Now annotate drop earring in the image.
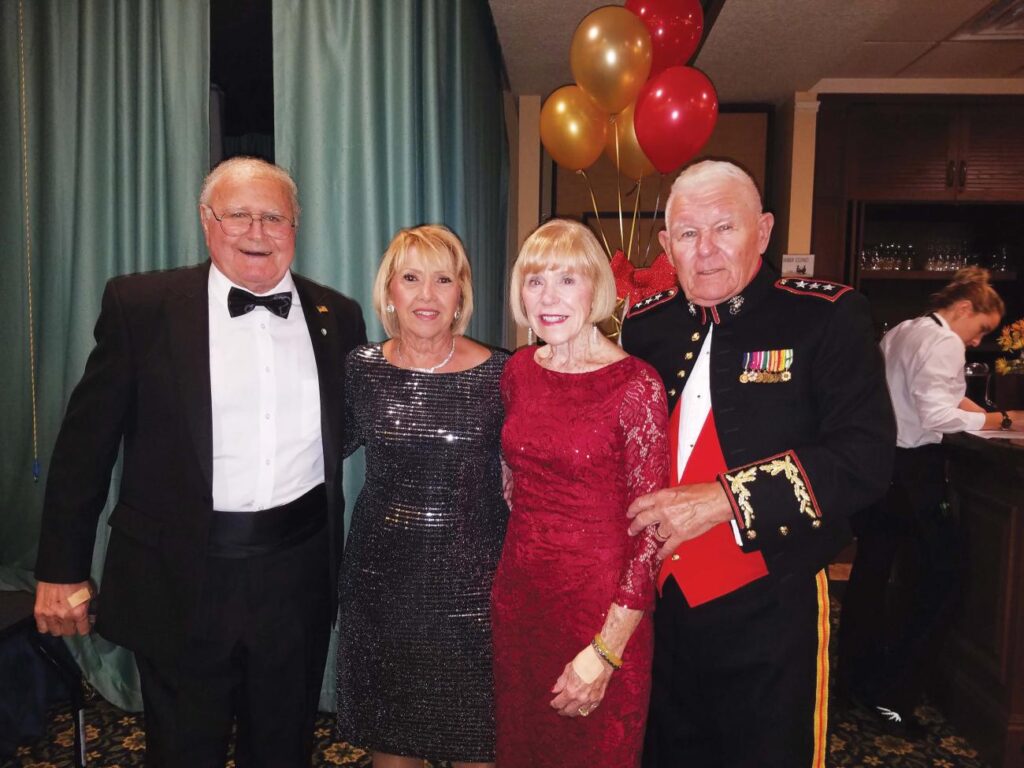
[454,308,461,320]
[528,326,535,345]
[592,324,598,344]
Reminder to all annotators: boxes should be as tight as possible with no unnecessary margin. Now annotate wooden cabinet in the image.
[811,96,1024,341]
[939,435,1024,768]
[844,100,1024,203]
[850,202,1023,338]
[845,103,959,201]
[962,103,1024,202]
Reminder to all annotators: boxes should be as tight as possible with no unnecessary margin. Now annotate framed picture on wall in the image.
[583,211,666,265]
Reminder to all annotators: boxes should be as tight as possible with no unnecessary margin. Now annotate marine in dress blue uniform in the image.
[620,160,895,768]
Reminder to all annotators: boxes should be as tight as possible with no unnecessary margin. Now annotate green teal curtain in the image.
[273,0,509,345]
[0,0,209,709]
[273,0,510,709]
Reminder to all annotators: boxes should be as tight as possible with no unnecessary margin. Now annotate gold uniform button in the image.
[778,525,789,537]
[668,388,677,397]
[745,529,757,541]
[670,554,681,561]
[811,519,822,529]
[685,352,694,360]
[676,370,686,379]
[691,332,701,342]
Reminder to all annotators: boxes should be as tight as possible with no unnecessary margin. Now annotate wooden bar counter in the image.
[933,432,1024,768]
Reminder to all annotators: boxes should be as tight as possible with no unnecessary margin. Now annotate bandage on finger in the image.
[67,587,92,608]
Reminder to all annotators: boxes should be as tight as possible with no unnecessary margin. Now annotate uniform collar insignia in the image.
[692,303,722,326]
[316,305,329,314]
[685,265,771,326]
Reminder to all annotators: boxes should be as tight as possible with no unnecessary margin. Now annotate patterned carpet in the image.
[2,594,991,767]
[0,691,991,768]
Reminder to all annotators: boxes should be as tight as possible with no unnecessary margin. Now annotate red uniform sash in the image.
[658,400,768,606]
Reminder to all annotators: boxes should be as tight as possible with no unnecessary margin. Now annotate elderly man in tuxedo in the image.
[33,156,366,767]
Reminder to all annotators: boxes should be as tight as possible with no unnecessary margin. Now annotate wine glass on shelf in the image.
[859,244,878,272]
[995,246,1011,273]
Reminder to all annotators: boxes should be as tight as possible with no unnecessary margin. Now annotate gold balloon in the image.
[540,85,609,171]
[605,101,656,180]
[570,6,653,115]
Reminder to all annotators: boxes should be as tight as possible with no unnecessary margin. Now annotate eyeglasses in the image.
[205,206,296,239]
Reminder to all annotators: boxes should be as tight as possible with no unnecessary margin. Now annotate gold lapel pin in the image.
[316,305,329,314]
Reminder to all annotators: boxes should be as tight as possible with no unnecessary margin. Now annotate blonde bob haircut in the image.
[510,219,617,328]
[372,224,474,338]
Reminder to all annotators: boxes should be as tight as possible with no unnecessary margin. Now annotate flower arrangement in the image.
[995,318,1024,375]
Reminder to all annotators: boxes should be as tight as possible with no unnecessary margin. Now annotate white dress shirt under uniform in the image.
[880,313,985,449]
[208,264,323,512]
[676,325,743,545]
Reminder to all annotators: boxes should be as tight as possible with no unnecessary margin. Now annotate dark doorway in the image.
[210,0,274,163]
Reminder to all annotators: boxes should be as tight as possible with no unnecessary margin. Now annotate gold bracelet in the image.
[591,633,623,670]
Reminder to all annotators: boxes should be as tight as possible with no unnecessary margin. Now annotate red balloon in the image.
[634,66,718,174]
[626,0,704,74]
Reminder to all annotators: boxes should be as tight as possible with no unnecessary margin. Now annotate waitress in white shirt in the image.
[839,266,1022,731]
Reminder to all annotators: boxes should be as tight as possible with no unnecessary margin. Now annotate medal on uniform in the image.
[740,349,793,383]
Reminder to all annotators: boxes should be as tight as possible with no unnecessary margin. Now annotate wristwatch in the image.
[1001,411,1013,431]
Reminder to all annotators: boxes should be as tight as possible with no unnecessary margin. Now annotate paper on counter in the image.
[966,429,1024,439]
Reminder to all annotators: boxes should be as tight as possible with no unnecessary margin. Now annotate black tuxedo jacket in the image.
[35,262,366,661]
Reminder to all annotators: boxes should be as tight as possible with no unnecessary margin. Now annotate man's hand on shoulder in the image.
[626,482,734,560]
[34,580,93,637]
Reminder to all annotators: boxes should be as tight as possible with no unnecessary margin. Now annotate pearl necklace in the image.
[397,336,456,373]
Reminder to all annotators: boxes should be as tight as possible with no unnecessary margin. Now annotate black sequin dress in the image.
[335,342,509,762]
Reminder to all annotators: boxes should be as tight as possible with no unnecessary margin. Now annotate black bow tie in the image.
[227,287,292,319]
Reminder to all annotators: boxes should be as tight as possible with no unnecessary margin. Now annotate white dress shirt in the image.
[880,313,985,448]
[208,264,323,512]
[677,327,713,480]
[676,326,743,545]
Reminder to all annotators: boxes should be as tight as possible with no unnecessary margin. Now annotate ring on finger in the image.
[654,524,670,542]
[578,705,591,717]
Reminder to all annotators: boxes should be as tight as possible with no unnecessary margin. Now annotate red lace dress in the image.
[492,348,669,767]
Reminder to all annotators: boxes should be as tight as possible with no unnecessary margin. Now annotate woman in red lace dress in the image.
[492,219,670,767]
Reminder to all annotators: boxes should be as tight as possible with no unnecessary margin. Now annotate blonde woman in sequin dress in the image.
[335,225,508,768]
[491,219,670,767]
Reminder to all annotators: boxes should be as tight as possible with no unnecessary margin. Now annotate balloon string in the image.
[613,117,624,254]
[626,173,643,266]
[643,173,666,267]
[617,296,629,348]
[578,169,612,258]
